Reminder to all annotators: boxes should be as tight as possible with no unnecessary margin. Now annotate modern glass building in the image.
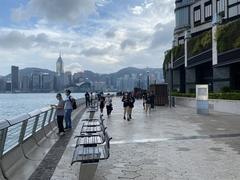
[11,66,19,93]
[164,0,240,93]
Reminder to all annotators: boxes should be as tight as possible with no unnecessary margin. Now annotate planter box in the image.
[175,96,240,115]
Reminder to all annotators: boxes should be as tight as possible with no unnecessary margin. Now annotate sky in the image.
[0,0,175,75]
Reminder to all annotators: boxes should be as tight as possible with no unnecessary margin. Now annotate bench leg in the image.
[89,112,95,119]
[79,162,98,180]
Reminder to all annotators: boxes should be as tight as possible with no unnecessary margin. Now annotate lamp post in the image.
[147,71,150,90]
[138,73,142,89]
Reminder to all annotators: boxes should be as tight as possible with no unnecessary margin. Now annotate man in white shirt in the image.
[64,89,73,129]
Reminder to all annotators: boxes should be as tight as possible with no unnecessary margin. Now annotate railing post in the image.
[0,128,8,180]
[18,121,28,143]
[41,112,48,128]
[48,109,54,124]
[32,115,39,134]
[0,129,8,157]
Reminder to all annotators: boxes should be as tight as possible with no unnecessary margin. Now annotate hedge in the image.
[172,92,240,100]
[216,19,240,53]
[188,30,212,57]
[172,44,184,61]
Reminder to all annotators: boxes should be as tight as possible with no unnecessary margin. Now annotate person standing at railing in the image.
[64,89,73,130]
[52,93,65,136]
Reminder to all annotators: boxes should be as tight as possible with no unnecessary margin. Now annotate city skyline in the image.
[0,0,174,75]
[0,54,163,93]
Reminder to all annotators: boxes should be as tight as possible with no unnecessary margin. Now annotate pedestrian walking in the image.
[145,92,151,113]
[52,93,65,136]
[64,89,74,129]
[85,92,90,107]
[99,95,105,115]
[105,93,113,117]
[142,93,147,110]
[90,92,94,106]
[127,93,135,121]
[122,93,129,120]
[150,91,155,109]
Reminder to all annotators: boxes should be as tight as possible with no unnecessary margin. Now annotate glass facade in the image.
[217,0,225,13]
[194,6,201,25]
[228,0,240,18]
[204,1,212,21]
[175,7,190,28]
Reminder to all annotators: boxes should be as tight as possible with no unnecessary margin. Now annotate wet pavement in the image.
[52,97,240,180]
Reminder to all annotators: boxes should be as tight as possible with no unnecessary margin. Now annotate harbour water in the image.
[0,93,84,120]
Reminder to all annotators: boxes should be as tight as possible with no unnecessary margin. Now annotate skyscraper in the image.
[56,53,64,76]
[11,66,19,93]
[56,53,64,90]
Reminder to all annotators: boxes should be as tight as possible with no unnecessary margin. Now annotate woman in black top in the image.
[145,92,151,113]
[122,93,129,120]
[127,93,135,120]
[99,96,105,114]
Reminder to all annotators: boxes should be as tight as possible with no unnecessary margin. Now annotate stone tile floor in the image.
[51,98,240,180]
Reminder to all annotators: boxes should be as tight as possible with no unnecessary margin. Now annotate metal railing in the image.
[0,98,85,179]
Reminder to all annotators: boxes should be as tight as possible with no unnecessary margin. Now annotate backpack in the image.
[69,96,77,110]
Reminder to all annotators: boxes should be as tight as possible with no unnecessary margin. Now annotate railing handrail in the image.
[0,97,85,156]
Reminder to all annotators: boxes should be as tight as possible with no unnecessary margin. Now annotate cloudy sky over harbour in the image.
[0,0,174,75]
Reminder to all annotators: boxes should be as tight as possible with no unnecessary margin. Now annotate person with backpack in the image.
[127,92,135,121]
[64,89,76,130]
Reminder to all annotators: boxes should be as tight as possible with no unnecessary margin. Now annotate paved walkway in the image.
[52,97,240,180]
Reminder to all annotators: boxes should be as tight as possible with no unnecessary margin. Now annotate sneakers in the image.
[59,132,65,136]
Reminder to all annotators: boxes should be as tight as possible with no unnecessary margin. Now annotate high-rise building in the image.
[11,66,19,93]
[0,78,6,92]
[64,71,72,87]
[56,53,64,76]
[31,72,41,91]
[21,76,30,92]
[41,73,54,91]
[164,0,240,93]
[56,53,64,91]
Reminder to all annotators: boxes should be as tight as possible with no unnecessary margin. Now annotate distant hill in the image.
[112,67,162,77]
[4,67,56,80]
[3,67,163,82]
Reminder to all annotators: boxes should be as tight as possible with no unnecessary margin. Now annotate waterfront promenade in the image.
[10,97,240,180]
[50,97,240,180]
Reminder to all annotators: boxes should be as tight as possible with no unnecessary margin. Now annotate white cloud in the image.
[130,6,144,15]
[0,0,175,75]
[121,39,136,50]
[81,46,113,56]
[65,63,84,74]
[11,0,98,25]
